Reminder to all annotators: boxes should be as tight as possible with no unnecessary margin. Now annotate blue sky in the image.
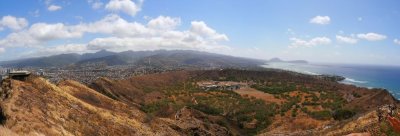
[0,0,400,66]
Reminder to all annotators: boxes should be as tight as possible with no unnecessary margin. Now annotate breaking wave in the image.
[344,78,368,84]
[302,71,320,75]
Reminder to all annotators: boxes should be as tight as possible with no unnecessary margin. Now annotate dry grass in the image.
[234,87,285,104]
[323,111,378,136]
[89,71,191,105]
[0,77,180,135]
[0,126,18,136]
[290,117,324,130]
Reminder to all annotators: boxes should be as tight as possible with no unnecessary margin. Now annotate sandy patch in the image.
[234,87,285,104]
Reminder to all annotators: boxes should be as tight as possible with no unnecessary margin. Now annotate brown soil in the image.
[234,87,285,104]
[0,77,227,135]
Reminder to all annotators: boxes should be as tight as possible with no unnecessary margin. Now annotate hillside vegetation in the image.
[0,76,229,135]
[0,69,399,135]
[89,69,399,135]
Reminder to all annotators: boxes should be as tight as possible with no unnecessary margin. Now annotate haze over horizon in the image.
[1,0,400,66]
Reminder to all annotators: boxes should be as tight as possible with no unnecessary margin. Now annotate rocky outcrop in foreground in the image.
[0,77,228,135]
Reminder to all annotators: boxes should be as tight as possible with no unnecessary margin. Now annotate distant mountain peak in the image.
[96,49,113,54]
[269,58,283,62]
[268,57,308,64]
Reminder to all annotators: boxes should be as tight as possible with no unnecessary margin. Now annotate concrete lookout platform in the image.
[8,71,31,81]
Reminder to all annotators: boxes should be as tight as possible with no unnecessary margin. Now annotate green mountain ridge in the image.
[0,50,267,68]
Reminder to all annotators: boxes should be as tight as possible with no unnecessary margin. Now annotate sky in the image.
[0,0,400,66]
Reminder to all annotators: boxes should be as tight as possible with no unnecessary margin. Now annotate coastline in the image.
[261,63,399,100]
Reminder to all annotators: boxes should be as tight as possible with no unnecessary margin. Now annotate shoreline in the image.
[260,64,399,99]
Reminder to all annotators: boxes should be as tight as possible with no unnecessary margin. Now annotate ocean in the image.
[262,62,400,99]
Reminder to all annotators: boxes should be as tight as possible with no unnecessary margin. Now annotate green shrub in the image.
[332,109,356,120]
[280,96,300,113]
[141,99,171,114]
[251,83,296,94]
[292,108,298,117]
[308,110,331,120]
[190,103,223,115]
[301,107,308,113]
[311,94,319,102]
[302,101,319,106]
[352,92,362,98]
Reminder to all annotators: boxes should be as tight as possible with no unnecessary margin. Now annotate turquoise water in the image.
[262,63,400,99]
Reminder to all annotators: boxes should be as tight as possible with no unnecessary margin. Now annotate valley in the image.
[1,69,398,135]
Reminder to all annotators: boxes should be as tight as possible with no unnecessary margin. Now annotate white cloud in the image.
[190,21,229,41]
[44,0,52,5]
[75,16,83,20]
[86,17,229,52]
[92,2,104,9]
[29,23,83,41]
[78,14,150,37]
[48,5,62,11]
[357,33,387,41]
[368,53,387,60]
[87,36,229,52]
[286,28,295,36]
[105,0,142,16]
[0,31,40,47]
[147,16,181,30]
[310,16,330,25]
[0,22,84,47]
[0,16,28,31]
[29,10,40,17]
[33,44,90,56]
[0,14,230,54]
[289,37,331,48]
[336,35,358,44]
[0,14,138,48]
[394,39,400,45]
[88,0,104,9]
[0,48,4,53]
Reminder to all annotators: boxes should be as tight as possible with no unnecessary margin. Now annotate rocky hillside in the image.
[0,76,229,135]
[88,69,399,135]
[1,69,399,135]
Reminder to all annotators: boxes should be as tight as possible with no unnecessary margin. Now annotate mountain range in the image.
[0,50,310,69]
[0,50,267,68]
